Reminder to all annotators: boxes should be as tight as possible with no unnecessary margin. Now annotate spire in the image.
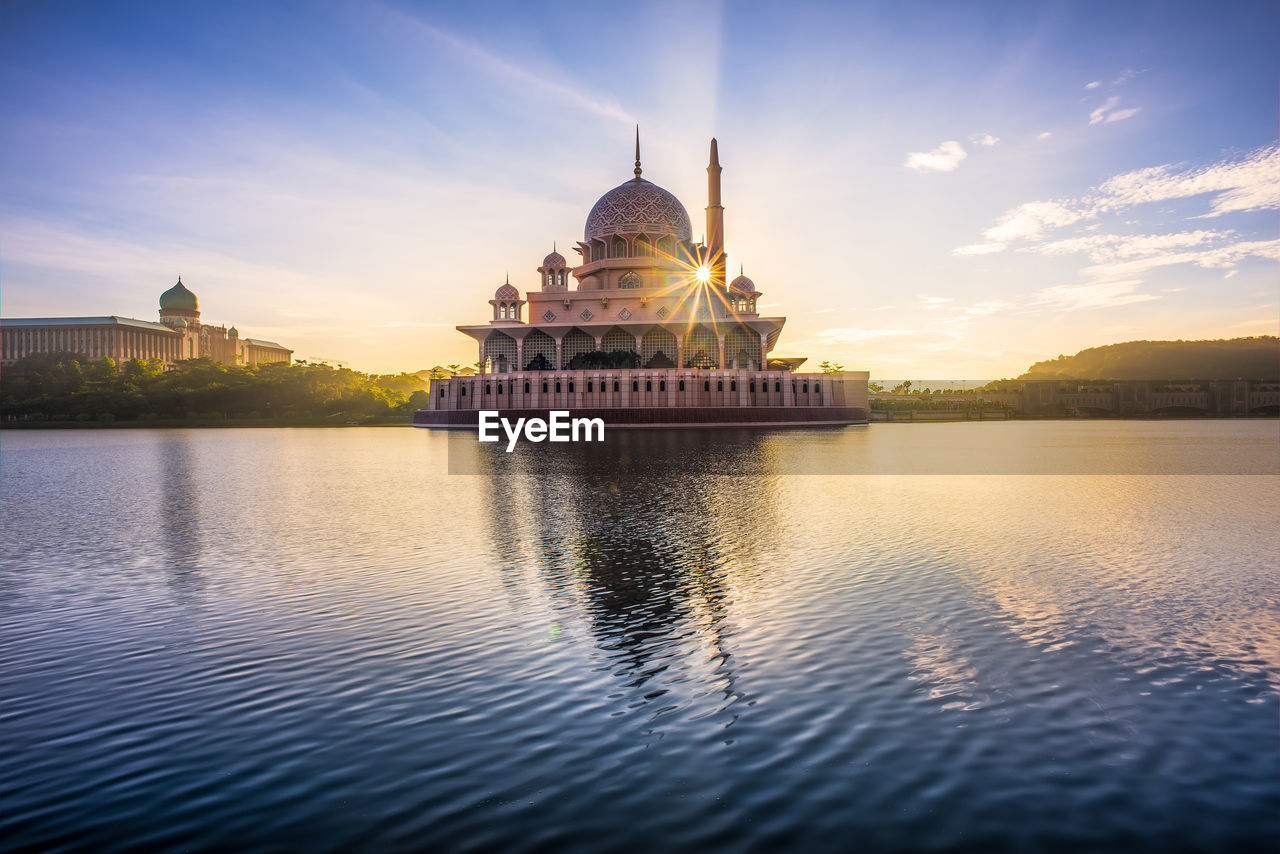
[710,137,720,167]
[634,125,642,178]
[553,240,557,253]
[505,271,509,284]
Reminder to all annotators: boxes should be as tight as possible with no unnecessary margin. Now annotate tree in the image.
[818,360,844,373]
[446,363,461,376]
[868,382,885,393]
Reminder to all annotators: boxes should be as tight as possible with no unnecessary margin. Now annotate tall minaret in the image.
[706,138,726,286]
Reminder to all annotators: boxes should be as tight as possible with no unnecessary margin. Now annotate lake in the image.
[2,422,1277,852]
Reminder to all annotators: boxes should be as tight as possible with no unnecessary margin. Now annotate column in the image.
[516,339,524,371]
[717,334,727,370]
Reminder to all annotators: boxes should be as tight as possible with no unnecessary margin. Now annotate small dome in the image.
[729,274,757,293]
[159,277,199,311]
[171,317,188,328]
[585,178,692,242]
[542,250,566,268]
[495,283,519,300]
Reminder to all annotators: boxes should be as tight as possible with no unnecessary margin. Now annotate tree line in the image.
[1,353,430,424]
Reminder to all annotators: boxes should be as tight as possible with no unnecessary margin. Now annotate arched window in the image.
[619,271,641,289]
[632,380,639,392]
[612,236,627,258]
[679,380,685,391]
[498,383,504,395]
[524,382,530,393]
[613,381,619,392]
[485,383,491,395]
[659,381,665,391]
[645,380,652,391]
[542,381,548,393]
[558,270,566,287]
[568,381,575,393]
[636,235,652,257]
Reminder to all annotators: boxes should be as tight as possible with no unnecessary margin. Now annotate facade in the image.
[973,379,1280,416]
[416,135,868,427]
[1,279,292,369]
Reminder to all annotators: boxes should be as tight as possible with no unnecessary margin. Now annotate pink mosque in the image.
[415,134,868,428]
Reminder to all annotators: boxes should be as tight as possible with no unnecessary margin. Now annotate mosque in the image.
[415,134,868,427]
[1,279,293,369]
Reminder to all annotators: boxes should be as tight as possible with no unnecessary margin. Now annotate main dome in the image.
[584,178,692,243]
[159,278,199,311]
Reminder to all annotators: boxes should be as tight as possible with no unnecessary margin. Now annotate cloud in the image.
[905,140,967,173]
[1035,230,1232,262]
[1224,270,1238,279]
[985,201,1086,243]
[1089,96,1141,125]
[953,241,1006,256]
[1037,131,1053,141]
[871,305,895,311]
[1080,239,1280,279]
[393,13,634,125]
[954,143,1280,259]
[1084,80,1101,90]
[1034,280,1159,310]
[919,295,954,310]
[969,133,999,146]
[1097,143,1280,216]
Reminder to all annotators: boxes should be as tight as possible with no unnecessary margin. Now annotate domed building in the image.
[417,134,868,427]
[2,277,293,369]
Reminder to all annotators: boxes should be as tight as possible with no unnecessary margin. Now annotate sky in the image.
[1,0,1276,378]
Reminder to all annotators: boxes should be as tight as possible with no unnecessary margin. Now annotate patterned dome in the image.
[159,278,199,311]
[585,178,692,242]
[494,283,519,299]
[729,274,757,293]
[542,250,566,268]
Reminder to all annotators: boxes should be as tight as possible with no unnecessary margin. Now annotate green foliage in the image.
[1020,337,1279,380]
[818,360,844,373]
[564,349,640,369]
[1,354,431,424]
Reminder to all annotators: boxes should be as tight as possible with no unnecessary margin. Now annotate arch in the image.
[641,327,678,368]
[523,329,555,370]
[611,235,627,258]
[635,234,653,257]
[619,271,641,289]
[683,324,719,368]
[483,330,517,373]
[601,326,637,355]
[591,239,606,262]
[558,270,567,287]
[656,235,676,259]
[561,328,594,368]
[726,326,761,370]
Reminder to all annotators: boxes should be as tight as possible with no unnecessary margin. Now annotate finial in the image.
[634,125,642,178]
[505,271,509,284]
[553,240,556,253]
[710,137,720,167]
[740,262,744,276]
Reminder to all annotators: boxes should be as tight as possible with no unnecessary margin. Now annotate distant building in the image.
[1,278,292,369]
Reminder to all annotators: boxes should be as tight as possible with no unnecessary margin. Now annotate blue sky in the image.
[1,0,1276,375]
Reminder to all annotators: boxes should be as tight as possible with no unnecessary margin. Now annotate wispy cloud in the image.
[919,295,954,310]
[904,140,967,173]
[1037,131,1053,141]
[1089,96,1141,125]
[1034,280,1159,310]
[1080,239,1280,279]
[392,13,634,125]
[969,133,999,146]
[1097,143,1280,216]
[1084,80,1101,90]
[1035,230,1232,262]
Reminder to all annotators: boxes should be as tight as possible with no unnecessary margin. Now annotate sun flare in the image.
[695,266,712,283]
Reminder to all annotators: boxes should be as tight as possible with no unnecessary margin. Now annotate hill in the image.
[1020,336,1279,380]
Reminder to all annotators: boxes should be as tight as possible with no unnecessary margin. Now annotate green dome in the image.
[159,278,199,311]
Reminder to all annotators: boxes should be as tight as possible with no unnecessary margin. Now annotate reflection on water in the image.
[1,424,1277,853]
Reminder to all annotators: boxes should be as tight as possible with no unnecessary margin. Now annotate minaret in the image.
[706,138,726,286]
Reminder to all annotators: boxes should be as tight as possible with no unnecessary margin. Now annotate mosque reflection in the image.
[475,429,786,724]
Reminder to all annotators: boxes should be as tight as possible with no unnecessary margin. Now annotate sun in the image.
[694,266,712,284]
